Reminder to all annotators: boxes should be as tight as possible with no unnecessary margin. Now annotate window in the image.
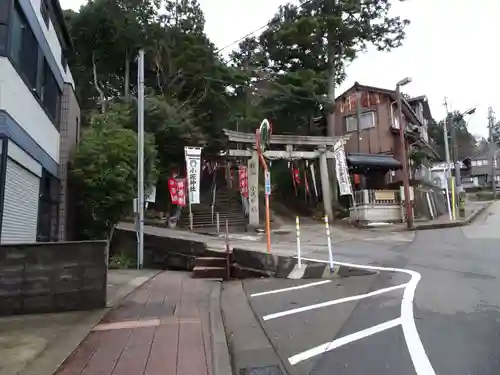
[9,3,62,128]
[346,111,376,132]
[40,0,49,27]
[9,6,23,65]
[37,170,59,242]
[0,0,8,55]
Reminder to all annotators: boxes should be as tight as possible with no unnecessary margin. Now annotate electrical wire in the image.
[214,0,315,54]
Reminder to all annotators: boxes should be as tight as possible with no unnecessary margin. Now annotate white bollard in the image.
[296,216,301,268]
[324,215,334,271]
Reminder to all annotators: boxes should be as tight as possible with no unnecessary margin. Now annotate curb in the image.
[209,282,233,375]
[18,271,160,375]
[232,248,376,279]
[412,201,493,231]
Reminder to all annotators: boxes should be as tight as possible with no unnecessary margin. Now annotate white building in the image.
[0,0,80,243]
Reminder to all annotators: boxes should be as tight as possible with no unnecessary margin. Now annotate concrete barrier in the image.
[232,248,376,279]
[0,241,107,316]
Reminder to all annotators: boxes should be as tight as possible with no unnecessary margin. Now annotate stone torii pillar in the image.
[247,150,260,226]
[318,146,334,222]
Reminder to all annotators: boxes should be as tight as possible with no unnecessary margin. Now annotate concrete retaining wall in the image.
[0,241,107,316]
[111,229,208,270]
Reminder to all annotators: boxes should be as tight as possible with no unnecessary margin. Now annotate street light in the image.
[396,77,413,229]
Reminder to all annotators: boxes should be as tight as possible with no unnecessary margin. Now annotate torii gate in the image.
[222,128,350,225]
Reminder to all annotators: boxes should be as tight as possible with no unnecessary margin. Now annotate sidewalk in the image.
[55,271,223,375]
[0,269,159,375]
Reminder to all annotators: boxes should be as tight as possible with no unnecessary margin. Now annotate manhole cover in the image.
[239,365,283,375]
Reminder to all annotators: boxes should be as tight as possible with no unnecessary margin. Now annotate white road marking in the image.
[298,257,436,375]
[288,318,402,365]
[262,283,407,321]
[250,280,332,297]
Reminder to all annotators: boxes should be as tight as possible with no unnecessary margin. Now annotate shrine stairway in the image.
[180,186,247,233]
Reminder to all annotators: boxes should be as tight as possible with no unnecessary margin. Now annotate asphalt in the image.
[223,202,500,375]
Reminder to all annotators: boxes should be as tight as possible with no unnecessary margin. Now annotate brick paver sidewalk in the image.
[55,271,213,375]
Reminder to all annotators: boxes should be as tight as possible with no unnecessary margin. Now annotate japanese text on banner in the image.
[184,147,202,204]
[334,144,353,196]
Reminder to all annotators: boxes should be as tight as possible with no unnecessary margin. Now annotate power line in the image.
[214,0,314,54]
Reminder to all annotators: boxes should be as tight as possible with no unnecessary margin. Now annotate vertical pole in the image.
[451,176,456,220]
[137,49,145,268]
[356,90,361,153]
[397,85,413,228]
[319,147,333,222]
[216,212,220,234]
[296,216,301,268]
[489,107,496,197]
[324,215,334,271]
[258,142,271,253]
[443,98,453,220]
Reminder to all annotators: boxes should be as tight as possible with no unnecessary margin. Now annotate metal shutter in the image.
[1,159,40,243]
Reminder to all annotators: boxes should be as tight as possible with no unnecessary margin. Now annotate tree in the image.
[70,108,157,240]
[428,111,476,160]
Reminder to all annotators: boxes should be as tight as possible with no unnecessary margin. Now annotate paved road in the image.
[240,202,500,375]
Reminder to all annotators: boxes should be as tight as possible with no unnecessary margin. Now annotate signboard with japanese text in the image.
[184,147,202,204]
[333,142,353,196]
[265,171,271,195]
[248,156,259,225]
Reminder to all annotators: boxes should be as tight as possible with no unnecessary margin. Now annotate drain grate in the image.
[239,365,283,375]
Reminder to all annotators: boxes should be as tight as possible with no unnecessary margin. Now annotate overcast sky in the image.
[61,0,497,137]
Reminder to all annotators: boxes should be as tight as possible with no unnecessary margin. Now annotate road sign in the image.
[265,171,271,195]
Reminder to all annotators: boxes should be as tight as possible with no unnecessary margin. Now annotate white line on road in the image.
[288,318,402,365]
[262,283,407,321]
[298,257,436,375]
[250,280,332,297]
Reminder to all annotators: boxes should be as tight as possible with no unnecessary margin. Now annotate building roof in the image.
[336,82,423,128]
[408,95,433,121]
[336,82,440,159]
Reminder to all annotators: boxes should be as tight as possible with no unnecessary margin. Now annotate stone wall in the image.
[0,241,107,316]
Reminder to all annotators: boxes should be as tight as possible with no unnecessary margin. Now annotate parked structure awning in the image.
[347,153,402,170]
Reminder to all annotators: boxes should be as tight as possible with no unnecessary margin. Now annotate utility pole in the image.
[137,49,145,269]
[325,0,338,211]
[443,97,453,220]
[488,107,496,197]
[356,89,361,153]
[396,78,413,228]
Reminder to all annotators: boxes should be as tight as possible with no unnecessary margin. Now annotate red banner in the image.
[168,178,187,206]
[238,165,248,198]
[176,178,186,207]
[168,178,179,204]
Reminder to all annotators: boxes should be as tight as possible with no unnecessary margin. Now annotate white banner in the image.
[184,147,202,204]
[333,142,353,196]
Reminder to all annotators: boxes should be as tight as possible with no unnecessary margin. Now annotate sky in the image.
[60,0,498,138]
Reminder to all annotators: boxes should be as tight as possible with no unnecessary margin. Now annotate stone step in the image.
[192,266,227,279]
[194,257,227,268]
